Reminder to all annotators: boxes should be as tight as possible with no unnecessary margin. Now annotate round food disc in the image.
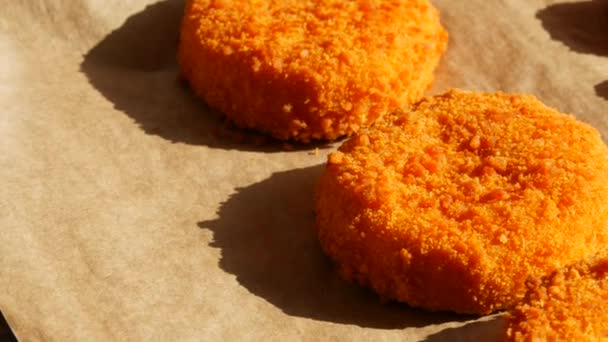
[178,0,447,142]
[316,89,608,314]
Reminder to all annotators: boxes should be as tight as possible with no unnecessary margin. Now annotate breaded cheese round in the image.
[315,89,608,314]
[505,251,608,341]
[178,0,447,142]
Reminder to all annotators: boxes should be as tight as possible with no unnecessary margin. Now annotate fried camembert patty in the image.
[178,0,447,142]
[316,89,608,314]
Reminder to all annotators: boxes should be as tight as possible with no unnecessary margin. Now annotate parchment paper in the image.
[1,0,607,340]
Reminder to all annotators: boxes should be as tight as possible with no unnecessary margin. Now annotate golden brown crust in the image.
[505,251,608,341]
[178,0,447,142]
[315,89,608,314]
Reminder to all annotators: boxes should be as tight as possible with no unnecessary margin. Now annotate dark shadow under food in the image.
[81,0,328,152]
[596,80,608,100]
[424,315,504,342]
[536,0,608,56]
[0,311,17,342]
[199,165,470,328]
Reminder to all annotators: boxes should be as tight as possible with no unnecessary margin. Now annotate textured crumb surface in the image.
[178,0,447,142]
[505,251,608,341]
[315,89,608,314]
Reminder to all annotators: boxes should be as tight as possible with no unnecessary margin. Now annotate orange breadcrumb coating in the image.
[315,89,608,314]
[178,0,447,142]
[505,251,608,341]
